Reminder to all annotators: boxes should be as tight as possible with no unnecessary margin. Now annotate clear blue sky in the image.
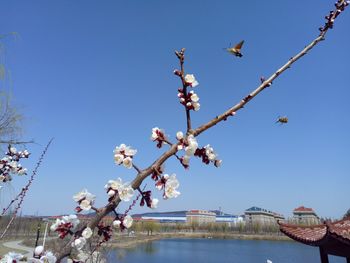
[0,1,349,219]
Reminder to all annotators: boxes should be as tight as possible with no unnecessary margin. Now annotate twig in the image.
[0,138,53,239]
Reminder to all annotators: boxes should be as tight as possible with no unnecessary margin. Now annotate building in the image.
[293,206,320,225]
[244,206,284,225]
[186,210,216,225]
[212,210,245,225]
[134,211,187,223]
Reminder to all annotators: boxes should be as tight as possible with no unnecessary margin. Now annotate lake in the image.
[106,238,345,263]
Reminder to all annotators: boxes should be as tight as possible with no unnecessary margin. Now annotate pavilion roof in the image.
[279,217,350,258]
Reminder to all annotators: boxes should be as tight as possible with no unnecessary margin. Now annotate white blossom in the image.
[73,189,95,203]
[105,178,123,191]
[82,227,93,239]
[185,135,198,156]
[176,131,184,140]
[73,189,95,211]
[151,127,161,140]
[34,246,44,256]
[190,93,199,102]
[151,198,159,209]
[113,220,121,227]
[118,183,134,201]
[122,156,133,169]
[184,74,199,87]
[182,155,190,165]
[40,252,56,263]
[1,252,23,262]
[114,144,137,157]
[72,237,87,250]
[123,215,133,228]
[193,102,200,111]
[114,154,124,165]
[51,214,80,232]
[164,174,180,199]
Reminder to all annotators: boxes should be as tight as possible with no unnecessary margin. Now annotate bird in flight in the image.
[275,116,288,125]
[225,40,244,57]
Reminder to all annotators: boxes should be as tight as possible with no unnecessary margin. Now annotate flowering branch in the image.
[54,1,349,261]
[0,138,53,239]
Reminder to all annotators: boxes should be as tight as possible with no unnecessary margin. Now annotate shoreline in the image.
[107,232,292,249]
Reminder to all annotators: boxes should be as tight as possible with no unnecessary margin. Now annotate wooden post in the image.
[319,247,329,263]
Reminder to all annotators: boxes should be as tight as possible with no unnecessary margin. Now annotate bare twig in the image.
[0,138,53,239]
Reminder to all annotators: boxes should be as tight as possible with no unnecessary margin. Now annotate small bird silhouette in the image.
[225,40,244,57]
[275,116,288,124]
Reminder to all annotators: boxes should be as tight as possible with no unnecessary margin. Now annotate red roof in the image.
[278,218,350,258]
[293,206,314,212]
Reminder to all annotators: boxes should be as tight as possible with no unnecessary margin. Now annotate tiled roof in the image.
[293,206,314,212]
[279,217,350,246]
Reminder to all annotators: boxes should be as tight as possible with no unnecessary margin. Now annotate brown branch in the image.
[55,2,348,260]
[176,48,192,132]
[193,2,347,137]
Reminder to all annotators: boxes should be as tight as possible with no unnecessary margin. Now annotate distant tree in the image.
[344,209,350,219]
[0,33,30,145]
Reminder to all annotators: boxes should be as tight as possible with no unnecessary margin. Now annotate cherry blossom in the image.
[0,145,30,183]
[164,174,180,199]
[184,74,199,87]
[50,214,80,238]
[151,127,168,148]
[113,144,137,169]
[82,227,93,239]
[72,237,87,250]
[0,252,23,263]
[73,189,96,212]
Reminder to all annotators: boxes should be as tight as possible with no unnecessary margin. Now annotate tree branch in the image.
[54,1,349,260]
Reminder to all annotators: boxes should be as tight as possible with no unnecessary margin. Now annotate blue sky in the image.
[0,1,349,219]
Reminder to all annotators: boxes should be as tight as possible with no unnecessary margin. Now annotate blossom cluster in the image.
[194,144,222,167]
[0,146,29,183]
[72,227,93,251]
[176,132,199,168]
[28,246,57,263]
[151,127,168,148]
[155,173,180,199]
[73,189,96,212]
[67,251,104,263]
[50,214,80,239]
[0,252,23,263]
[113,144,137,169]
[177,89,200,111]
[113,214,133,231]
[105,178,134,202]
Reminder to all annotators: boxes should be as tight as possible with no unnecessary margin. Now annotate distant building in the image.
[293,206,320,225]
[212,210,245,225]
[244,206,284,225]
[133,210,242,224]
[134,211,187,223]
[186,210,216,224]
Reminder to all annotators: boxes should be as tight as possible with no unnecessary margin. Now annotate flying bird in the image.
[275,116,288,124]
[225,40,244,57]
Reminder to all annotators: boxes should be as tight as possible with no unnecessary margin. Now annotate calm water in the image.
[106,238,345,263]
